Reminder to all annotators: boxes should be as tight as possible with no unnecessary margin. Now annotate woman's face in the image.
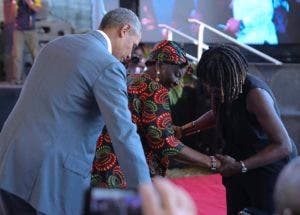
[159,64,186,89]
[202,82,222,101]
[203,83,217,95]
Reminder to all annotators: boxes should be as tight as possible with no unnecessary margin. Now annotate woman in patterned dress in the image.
[91,40,219,189]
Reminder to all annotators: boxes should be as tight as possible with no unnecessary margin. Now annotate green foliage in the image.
[169,82,183,106]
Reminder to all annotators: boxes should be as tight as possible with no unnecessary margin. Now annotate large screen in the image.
[140,0,300,45]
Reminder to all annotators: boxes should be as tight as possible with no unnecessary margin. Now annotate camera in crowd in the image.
[130,54,141,65]
[84,188,142,215]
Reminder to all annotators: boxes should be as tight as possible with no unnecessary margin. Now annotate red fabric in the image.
[170,174,226,215]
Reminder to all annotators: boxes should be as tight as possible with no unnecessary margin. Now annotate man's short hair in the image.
[100,8,141,36]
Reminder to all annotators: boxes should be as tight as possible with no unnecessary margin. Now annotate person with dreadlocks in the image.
[91,40,220,189]
[175,45,296,215]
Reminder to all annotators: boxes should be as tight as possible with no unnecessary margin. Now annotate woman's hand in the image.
[215,154,241,177]
[173,125,183,139]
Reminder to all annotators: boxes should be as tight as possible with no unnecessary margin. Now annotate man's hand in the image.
[139,177,197,215]
[216,154,241,177]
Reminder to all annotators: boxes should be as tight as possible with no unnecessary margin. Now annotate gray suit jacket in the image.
[0,31,150,215]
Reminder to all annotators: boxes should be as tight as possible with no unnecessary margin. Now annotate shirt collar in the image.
[96,30,112,54]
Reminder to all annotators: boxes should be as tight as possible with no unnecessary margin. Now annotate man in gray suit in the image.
[0,8,151,215]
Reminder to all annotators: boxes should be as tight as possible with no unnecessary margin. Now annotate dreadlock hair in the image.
[197,45,248,151]
[197,45,248,105]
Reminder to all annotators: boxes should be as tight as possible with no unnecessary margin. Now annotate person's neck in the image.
[101,28,112,38]
[100,28,116,46]
[98,29,112,54]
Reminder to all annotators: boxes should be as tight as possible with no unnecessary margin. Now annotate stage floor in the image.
[167,168,226,215]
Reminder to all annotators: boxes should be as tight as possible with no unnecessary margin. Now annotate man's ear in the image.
[120,24,131,37]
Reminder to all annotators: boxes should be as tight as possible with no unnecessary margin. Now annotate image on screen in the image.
[139,0,300,45]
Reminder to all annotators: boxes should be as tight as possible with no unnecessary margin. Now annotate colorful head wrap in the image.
[145,40,189,67]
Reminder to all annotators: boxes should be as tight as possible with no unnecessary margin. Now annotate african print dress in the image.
[91,73,184,189]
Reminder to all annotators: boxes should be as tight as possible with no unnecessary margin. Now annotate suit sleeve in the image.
[92,62,151,188]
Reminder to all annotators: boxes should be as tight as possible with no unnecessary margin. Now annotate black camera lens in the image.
[131,56,140,65]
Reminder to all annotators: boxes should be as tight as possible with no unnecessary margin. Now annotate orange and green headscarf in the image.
[145,40,189,67]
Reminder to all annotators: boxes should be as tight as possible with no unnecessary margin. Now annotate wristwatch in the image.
[210,156,217,171]
[240,161,248,173]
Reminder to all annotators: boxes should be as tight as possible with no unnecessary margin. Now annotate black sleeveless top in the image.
[220,74,288,173]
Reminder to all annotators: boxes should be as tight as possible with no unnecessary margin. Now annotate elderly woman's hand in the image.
[139,177,197,215]
[173,125,183,139]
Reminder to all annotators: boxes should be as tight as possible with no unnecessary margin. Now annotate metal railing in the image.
[157,23,208,63]
[158,20,283,65]
[188,18,282,65]
[186,53,198,62]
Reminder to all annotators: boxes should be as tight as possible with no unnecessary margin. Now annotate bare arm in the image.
[139,177,197,215]
[139,84,219,170]
[175,110,216,139]
[218,88,292,177]
[173,144,220,169]
[242,88,292,169]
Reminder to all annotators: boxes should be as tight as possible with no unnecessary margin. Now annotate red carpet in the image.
[170,174,226,215]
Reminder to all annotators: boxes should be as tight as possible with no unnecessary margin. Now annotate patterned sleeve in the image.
[140,82,184,156]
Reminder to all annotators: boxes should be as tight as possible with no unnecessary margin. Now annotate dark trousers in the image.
[223,168,280,215]
[0,189,45,215]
